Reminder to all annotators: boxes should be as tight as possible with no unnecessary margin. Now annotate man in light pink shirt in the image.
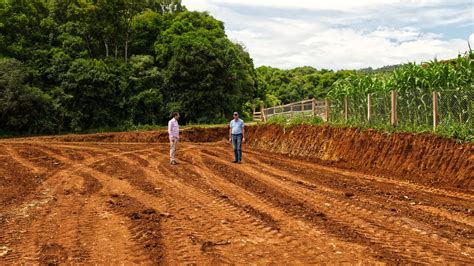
[168,112,180,165]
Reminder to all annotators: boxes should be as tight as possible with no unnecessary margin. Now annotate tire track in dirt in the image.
[107,194,164,264]
[126,150,262,264]
[246,148,474,206]
[3,146,48,175]
[238,154,473,262]
[0,150,95,264]
[32,143,169,264]
[134,147,374,264]
[36,144,173,263]
[128,149,292,263]
[233,153,474,262]
[246,149,474,201]
[77,147,209,264]
[198,149,473,263]
[0,143,156,264]
[234,148,474,250]
[211,147,474,238]
[180,149,375,263]
[244,151,474,237]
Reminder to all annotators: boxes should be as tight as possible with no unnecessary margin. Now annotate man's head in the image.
[173,112,180,120]
[233,112,239,120]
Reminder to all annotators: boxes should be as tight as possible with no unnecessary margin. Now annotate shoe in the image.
[231,160,238,163]
[237,161,242,164]
[170,160,177,165]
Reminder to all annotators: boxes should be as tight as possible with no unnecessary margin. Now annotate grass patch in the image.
[263,114,473,143]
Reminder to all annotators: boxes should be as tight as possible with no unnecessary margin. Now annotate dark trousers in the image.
[232,134,243,162]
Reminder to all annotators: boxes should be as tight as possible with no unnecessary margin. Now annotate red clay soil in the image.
[20,127,229,143]
[0,125,472,264]
[246,124,474,190]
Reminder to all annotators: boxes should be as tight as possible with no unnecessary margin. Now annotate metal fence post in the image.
[391,90,397,127]
[432,91,438,131]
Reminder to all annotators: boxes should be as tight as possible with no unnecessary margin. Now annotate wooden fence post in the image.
[344,96,348,121]
[367,93,372,123]
[301,101,305,117]
[432,91,438,131]
[290,103,294,118]
[260,103,266,123]
[325,99,330,122]
[312,98,316,117]
[391,90,397,127]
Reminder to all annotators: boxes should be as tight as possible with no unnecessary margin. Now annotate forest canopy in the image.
[0,0,258,133]
[0,0,399,135]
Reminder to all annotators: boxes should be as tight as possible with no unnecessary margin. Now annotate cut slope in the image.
[246,125,473,190]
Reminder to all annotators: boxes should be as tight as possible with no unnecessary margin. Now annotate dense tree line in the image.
[0,0,258,134]
[251,66,354,108]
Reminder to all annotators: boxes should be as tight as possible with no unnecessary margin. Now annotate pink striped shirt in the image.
[168,118,179,138]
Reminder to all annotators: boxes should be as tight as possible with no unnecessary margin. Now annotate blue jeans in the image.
[232,134,243,162]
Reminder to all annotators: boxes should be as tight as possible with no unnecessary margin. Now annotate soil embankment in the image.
[246,125,473,190]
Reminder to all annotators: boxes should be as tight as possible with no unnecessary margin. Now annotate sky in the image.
[182,0,474,70]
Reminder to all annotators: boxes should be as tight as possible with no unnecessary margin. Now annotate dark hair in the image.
[172,112,179,118]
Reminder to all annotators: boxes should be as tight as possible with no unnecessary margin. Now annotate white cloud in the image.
[185,0,447,12]
[470,34,474,47]
[182,0,473,69]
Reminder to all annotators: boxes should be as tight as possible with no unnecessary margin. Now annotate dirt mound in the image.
[246,125,473,190]
[19,127,228,143]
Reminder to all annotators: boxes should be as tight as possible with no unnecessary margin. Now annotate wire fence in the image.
[437,90,474,132]
[255,89,473,140]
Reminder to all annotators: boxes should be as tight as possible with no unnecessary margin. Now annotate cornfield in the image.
[327,50,473,141]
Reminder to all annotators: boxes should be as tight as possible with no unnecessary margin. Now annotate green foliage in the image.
[267,113,324,128]
[155,11,257,123]
[0,1,257,134]
[0,58,55,133]
[254,66,354,108]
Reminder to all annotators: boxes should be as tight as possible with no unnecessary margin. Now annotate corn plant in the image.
[327,50,473,141]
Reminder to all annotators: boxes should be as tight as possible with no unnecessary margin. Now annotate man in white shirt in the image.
[229,112,245,164]
[168,112,180,165]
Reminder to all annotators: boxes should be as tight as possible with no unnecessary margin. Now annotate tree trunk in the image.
[125,29,130,63]
[104,40,109,57]
[85,37,93,58]
[125,38,128,63]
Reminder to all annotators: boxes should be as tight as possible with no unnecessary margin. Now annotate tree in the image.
[58,58,125,131]
[0,58,55,133]
[127,55,164,124]
[155,11,257,123]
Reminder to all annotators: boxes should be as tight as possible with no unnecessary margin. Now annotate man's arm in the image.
[242,126,245,142]
[229,125,232,142]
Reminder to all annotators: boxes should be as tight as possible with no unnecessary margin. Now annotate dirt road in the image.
[0,139,473,264]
